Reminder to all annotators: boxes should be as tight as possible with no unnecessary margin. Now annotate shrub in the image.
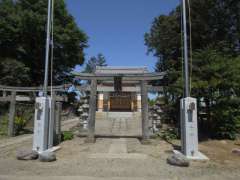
[14,116,27,135]
[14,104,34,135]
[61,131,74,141]
[0,115,8,136]
[159,128,178,142]
[213,98,240,140]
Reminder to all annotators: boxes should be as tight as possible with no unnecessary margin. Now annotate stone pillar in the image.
[85,79,97,143]
[141,81,149,143]
[97,93,104,112]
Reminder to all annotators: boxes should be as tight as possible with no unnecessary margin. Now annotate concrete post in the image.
[33,97,49,152]
[173,97,208,160]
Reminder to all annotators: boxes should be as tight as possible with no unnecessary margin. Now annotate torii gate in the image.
[73,71,166,143]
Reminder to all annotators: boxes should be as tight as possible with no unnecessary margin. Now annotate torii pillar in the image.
[85,79,97,143]
[141,80,150,144]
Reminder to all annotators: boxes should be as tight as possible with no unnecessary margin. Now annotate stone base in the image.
[39,151,56,162]
[84,137,96,143]
[47,146,61,153]
[141,139,151,145]
[173,150,209,161]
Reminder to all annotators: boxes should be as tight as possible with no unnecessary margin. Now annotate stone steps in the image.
[96,112,141,120]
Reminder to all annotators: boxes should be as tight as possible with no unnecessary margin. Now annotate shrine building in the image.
[96,66,148,112]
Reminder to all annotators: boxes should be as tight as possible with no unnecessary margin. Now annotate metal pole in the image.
[43,0,52,97]
[182,0,190,97]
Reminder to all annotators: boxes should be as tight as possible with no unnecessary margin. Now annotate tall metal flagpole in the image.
[32,0,53,153]
[43,0,52,97]
[182,0,190,97]
[176,0,208,160]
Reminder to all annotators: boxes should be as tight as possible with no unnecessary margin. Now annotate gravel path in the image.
[0,116,240,180]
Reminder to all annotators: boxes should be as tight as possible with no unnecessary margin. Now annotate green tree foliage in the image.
[83,53,107,73]
[192,49,240,139]
[0,0,88,86]
[145,0,240,139]
[0,58,30,86]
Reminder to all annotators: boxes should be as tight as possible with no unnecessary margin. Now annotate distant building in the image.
[96,66,148,112]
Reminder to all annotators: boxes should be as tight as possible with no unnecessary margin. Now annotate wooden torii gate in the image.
[0,85,67,137]
[73,72,165,143]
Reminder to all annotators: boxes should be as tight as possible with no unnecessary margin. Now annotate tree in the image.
[83,53,107,73]
[0,58,30,86]
[145,0,240,139]
[0,0,88,86]
[191,49,240,139]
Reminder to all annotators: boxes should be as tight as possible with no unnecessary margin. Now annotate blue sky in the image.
[65,0,180,72]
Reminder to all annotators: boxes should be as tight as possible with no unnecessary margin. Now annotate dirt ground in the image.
[0,137,240,180]
[0,115,240,180]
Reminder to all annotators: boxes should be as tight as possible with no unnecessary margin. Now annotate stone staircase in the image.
[95,112,142,137]
[96,112,141,120]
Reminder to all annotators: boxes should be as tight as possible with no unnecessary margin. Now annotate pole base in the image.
[173,150,209,161]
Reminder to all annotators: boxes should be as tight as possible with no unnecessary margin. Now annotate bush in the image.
[14,116,27,135]
[0,115,8,136]
[14,104,34,135]
[159,128,178,142]
[61,131,74,141]
[213,98,240,140]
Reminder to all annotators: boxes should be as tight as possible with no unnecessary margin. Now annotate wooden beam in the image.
[73,72,166,81]
[16,96,31,101]
[0,95,66,102]
[0,85,65,92]
[0,96,11,102]
[75,85,163,93]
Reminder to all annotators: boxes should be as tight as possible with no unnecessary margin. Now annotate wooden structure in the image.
[73,67,165,143]
[0,68,165,144]
[0,85,67,137]
[95,67,149,112]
